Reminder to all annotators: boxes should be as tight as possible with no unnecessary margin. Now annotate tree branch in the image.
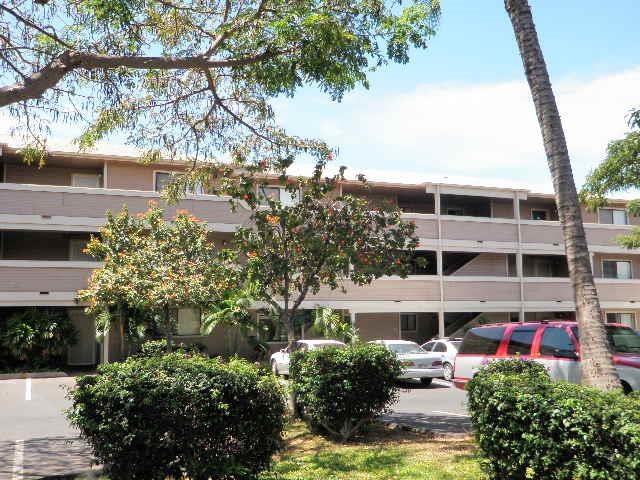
[0,49,281,108]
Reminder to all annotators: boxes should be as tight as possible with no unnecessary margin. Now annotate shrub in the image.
[290,343,401,441]
[467,359,640,479]
[136,338,207,357]
[67,353,286,480]
[0,307,77,369]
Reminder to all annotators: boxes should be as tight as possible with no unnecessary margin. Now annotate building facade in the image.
[1,144,639,364]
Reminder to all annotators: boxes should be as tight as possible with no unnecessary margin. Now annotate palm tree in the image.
[504,0,620,390]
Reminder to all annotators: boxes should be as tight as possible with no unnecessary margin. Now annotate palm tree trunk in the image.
[504,0,619,390]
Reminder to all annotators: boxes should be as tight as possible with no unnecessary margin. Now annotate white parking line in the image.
[12,439,24,480]
[431,410,469,417]
[25,378,31,401]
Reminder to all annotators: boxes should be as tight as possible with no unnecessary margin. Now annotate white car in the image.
[369,340,445,385]
[270,339,346,376]
[421,338,462,381]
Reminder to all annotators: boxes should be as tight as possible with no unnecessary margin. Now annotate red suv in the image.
[453,321,640,392]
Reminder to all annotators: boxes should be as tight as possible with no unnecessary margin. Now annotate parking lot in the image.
[0,376,469,479]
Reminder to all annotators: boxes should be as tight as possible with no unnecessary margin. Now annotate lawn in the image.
[68,422,484,480]
[259,422,484,480]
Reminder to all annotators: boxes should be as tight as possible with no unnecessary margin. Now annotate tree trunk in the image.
[505,0,620,390]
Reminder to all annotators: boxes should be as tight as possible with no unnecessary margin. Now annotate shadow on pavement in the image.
[395,379,450,390]
[381,412,473,437]
[0,437,101,480]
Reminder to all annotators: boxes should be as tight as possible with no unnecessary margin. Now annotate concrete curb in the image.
[0,371,68,380]
[378,419,472,439]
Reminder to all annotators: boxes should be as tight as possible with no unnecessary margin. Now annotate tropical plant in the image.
[0,307,77,368]
[311,307,358,343]
[504,0,619,390]
[77,203,239,352]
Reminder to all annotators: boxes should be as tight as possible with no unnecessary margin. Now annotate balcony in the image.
[0,183,250,230]
[0,261,95,292]
[440,217,518,243]
[443,277,520,302]
[520,220,633,248]
[310,277,441,302]
[401,214,438,239]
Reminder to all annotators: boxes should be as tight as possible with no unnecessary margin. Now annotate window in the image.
[72,173,102,188]
[606,312,635,328]
[422,341,435,351]
[400,314,417,331]
[446,207,464,216]
[434,342,447,353]
[458,326,505,355]
[258,186,300,206]
[177,308,201,336]
[69,238,92,261]
[506,326,538,355]
[540,327,576,357]
[531,209,548,221]
[154,172,173,193]
[599,208,628,225]
[602,260,632,279]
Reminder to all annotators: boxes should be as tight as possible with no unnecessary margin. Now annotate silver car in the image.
[370,340,444,385]
[421,338,461,381]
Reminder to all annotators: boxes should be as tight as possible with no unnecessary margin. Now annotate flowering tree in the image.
[77,203,238,352]
[235,183,419,347]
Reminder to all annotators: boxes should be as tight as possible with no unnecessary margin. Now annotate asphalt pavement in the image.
[0,376,470,478]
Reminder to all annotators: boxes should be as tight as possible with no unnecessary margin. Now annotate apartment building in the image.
[1,144,639,365]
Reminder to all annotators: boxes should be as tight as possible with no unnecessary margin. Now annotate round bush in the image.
[467,359,640,479]
[290,343,401,441]
[67,353,286,480]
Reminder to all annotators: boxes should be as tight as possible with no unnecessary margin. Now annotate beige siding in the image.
[443,280,520,301]
[585,225,631,247]
[520,223,563,244]
[106,161,185,190]
[0,266,93,291]
[451,253,509,276]
[441,219,517,243]
[523,281,573,302]
[310,278,441,302]
[411,217,438,238]
[5,164,102,186]
[356,312,399,341]
[0,187,250,225]
[490,199,514,219]
[596,282,640,302]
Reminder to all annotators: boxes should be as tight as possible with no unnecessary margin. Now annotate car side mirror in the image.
[553,349,578,360]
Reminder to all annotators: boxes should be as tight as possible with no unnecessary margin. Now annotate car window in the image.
[606,326,640,354]
[506,326,538,355]
[434,342,447,353]
[422,341,435,351]
[458,327,506,355]
[540,327,575,357]
[386,343,425,354]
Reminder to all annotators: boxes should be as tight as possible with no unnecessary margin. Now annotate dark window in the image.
[458,327,506,355]
[605,326,640,354]
[434,342,447,353]
[506,326,538,355]
[401,314,417,331]
[422,341,435,351]
[599,208,628,225]
[540,327,575,357]
[602,260,632,279]
[531,209,548,220]
[154,172,172,193]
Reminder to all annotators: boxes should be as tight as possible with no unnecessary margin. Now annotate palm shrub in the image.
[290,343,401,441]
[467,359,640,479]
[67,353,286,480]
[0,307,77,369]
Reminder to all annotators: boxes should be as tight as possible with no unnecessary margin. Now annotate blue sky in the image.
[275,0,640,192]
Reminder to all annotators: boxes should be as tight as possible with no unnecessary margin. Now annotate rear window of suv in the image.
[458,326,506,355]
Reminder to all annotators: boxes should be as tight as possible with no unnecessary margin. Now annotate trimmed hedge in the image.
[467,359,640,480]
[290,343,401,441]
[67,353,286,480]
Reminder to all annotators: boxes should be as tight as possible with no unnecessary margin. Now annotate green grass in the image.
[67,422,484,480]
[259,422,485,480]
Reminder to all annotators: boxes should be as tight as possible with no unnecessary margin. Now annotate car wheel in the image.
[442,362,454,381]
[420,377,433,386]
[271,360,279,376]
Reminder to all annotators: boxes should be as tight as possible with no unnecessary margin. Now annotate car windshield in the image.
[386,343,426,354]
[572,326,640,354]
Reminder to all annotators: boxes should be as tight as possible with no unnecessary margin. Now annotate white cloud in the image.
[279,67,640,193]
